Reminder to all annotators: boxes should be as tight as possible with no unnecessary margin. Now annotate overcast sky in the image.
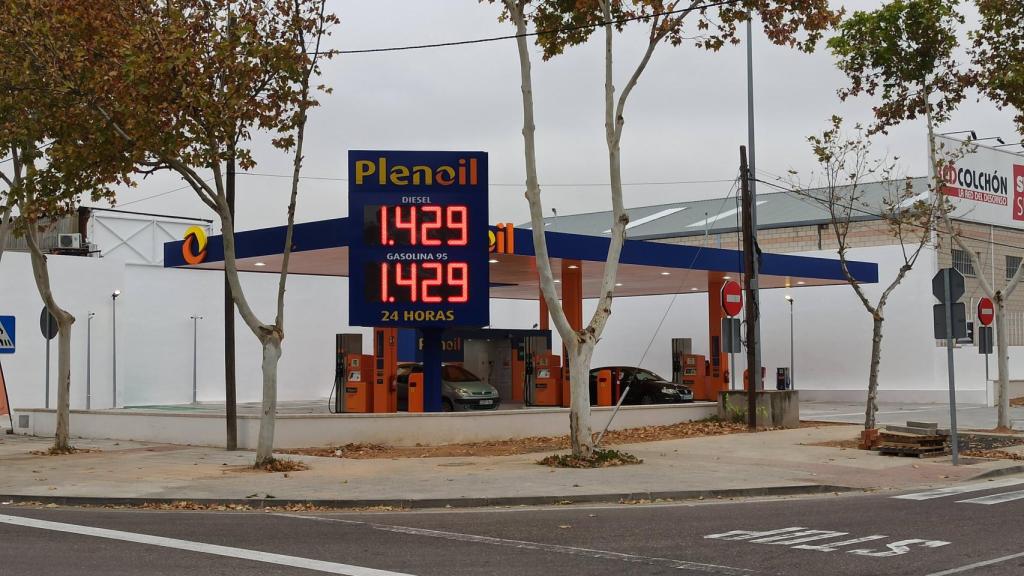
[96,0,1022,232]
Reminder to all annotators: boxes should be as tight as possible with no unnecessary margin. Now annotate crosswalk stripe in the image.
[957,488,1024,505]
[893,478,1024,501]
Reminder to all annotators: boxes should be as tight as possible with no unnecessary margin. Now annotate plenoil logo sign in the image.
[348,150,489,328]
[182,226,208,265]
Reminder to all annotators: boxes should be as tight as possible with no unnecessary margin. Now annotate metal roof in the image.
[525,177,929,241]
[163,219,879,300]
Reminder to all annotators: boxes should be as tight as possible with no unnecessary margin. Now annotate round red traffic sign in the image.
[978,297,994,326]
[721,280,743,317]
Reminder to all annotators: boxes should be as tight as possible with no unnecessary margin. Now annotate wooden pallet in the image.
[876,443,949,458]
[876,429,949,458]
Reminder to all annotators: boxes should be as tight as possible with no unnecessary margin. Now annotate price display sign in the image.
[348,150,489,327]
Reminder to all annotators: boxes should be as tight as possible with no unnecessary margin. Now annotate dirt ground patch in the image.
[281,419,754,459]
[807,438,860,449]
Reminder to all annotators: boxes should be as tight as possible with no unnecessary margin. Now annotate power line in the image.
[635,173,741,368]
[116,179,215,208]
[236,171,736,188]
[323,0,742,55]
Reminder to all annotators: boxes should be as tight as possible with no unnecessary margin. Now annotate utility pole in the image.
[740,146,761,431]
[745,15,763,399]
[224,11,238,451]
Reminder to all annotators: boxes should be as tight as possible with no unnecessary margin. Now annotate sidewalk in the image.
[1,425,1022,508]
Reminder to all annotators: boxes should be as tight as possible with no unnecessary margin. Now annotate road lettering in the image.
[705,527,950,557]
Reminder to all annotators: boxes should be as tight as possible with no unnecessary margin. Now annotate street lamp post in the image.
[785,295,795,389]
[112,290,120,407]
[86,312,95,410]
[190,315,202,404]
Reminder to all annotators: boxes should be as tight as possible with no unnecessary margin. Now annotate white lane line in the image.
[0,513,414,576]
[925,551,1024,576]
[276,513,753,575]
[893,478,1024,501]
[958,488,1024,505]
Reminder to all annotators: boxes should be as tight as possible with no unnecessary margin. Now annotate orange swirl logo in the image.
[182,226,208,265]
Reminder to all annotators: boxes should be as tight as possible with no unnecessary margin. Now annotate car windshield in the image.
[443,365,480,382]
[634,369,666,382]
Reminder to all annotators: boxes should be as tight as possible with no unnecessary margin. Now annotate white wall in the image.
[583,244,999,405]
[1,250,372,410]
[0,252,123,411]
[2,240,1012,412]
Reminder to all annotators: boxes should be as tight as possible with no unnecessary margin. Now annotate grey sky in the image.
[98,0,1021,232]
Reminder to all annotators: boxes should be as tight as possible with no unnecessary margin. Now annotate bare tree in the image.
[793,117,951,429]
[828,0,1024,429]
[496,0,837,458]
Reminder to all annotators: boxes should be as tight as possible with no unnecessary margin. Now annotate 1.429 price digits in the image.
[379,261,469,303]
[378,205,467,247]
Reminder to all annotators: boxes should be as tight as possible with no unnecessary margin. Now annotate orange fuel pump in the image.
[532,354,563,406]
[343,354,375,413]
[681,354,708,400]
[406,372,424,413]
[594,369,613,407]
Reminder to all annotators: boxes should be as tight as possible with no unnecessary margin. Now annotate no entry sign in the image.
[977,297,994,327]
[721,280,743,317]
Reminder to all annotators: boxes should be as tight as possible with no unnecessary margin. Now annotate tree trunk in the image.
[24,221,75,451]
[864,313,884,430]
[53,316,73,451]
[254,332,282,466]
[568,339,594,457]
[995,293,1010,429]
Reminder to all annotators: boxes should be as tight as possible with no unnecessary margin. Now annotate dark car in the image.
[588,366,694,405]
[395,363,501,412]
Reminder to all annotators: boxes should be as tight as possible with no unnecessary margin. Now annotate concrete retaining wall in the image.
[13,403,717,449]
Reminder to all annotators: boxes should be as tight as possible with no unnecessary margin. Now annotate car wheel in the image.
[442,398,454,412]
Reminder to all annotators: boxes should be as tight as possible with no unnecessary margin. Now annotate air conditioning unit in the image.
[58,233,82,249]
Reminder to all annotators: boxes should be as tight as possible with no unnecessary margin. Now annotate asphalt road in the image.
[4,479,1024,576]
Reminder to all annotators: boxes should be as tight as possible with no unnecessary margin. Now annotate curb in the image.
[967,464,1024,481]
[0,484,858,510]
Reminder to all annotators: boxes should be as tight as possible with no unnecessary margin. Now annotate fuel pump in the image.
[373,327,398,413]
[671,338,692,384]
[343,353,375,413]
[518,336,545,405]
[329,334,363,414]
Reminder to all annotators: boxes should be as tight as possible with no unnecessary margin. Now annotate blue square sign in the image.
[0,316,14,354]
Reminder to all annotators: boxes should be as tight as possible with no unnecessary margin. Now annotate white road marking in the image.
[705,527,807,541]
[926,551,1024,576]
[893,478,1024,501]
[848,539,950,557]
[751,530,848,546]
[793,535,888,552]
[278,513,753,575]
[0,513,414,576]
[706,527,950,557]
[957,488,1024,505]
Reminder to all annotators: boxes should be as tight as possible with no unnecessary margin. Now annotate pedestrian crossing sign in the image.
[0,316,15,354]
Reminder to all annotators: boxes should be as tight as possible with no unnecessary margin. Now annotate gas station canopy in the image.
[163,217,878,298]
